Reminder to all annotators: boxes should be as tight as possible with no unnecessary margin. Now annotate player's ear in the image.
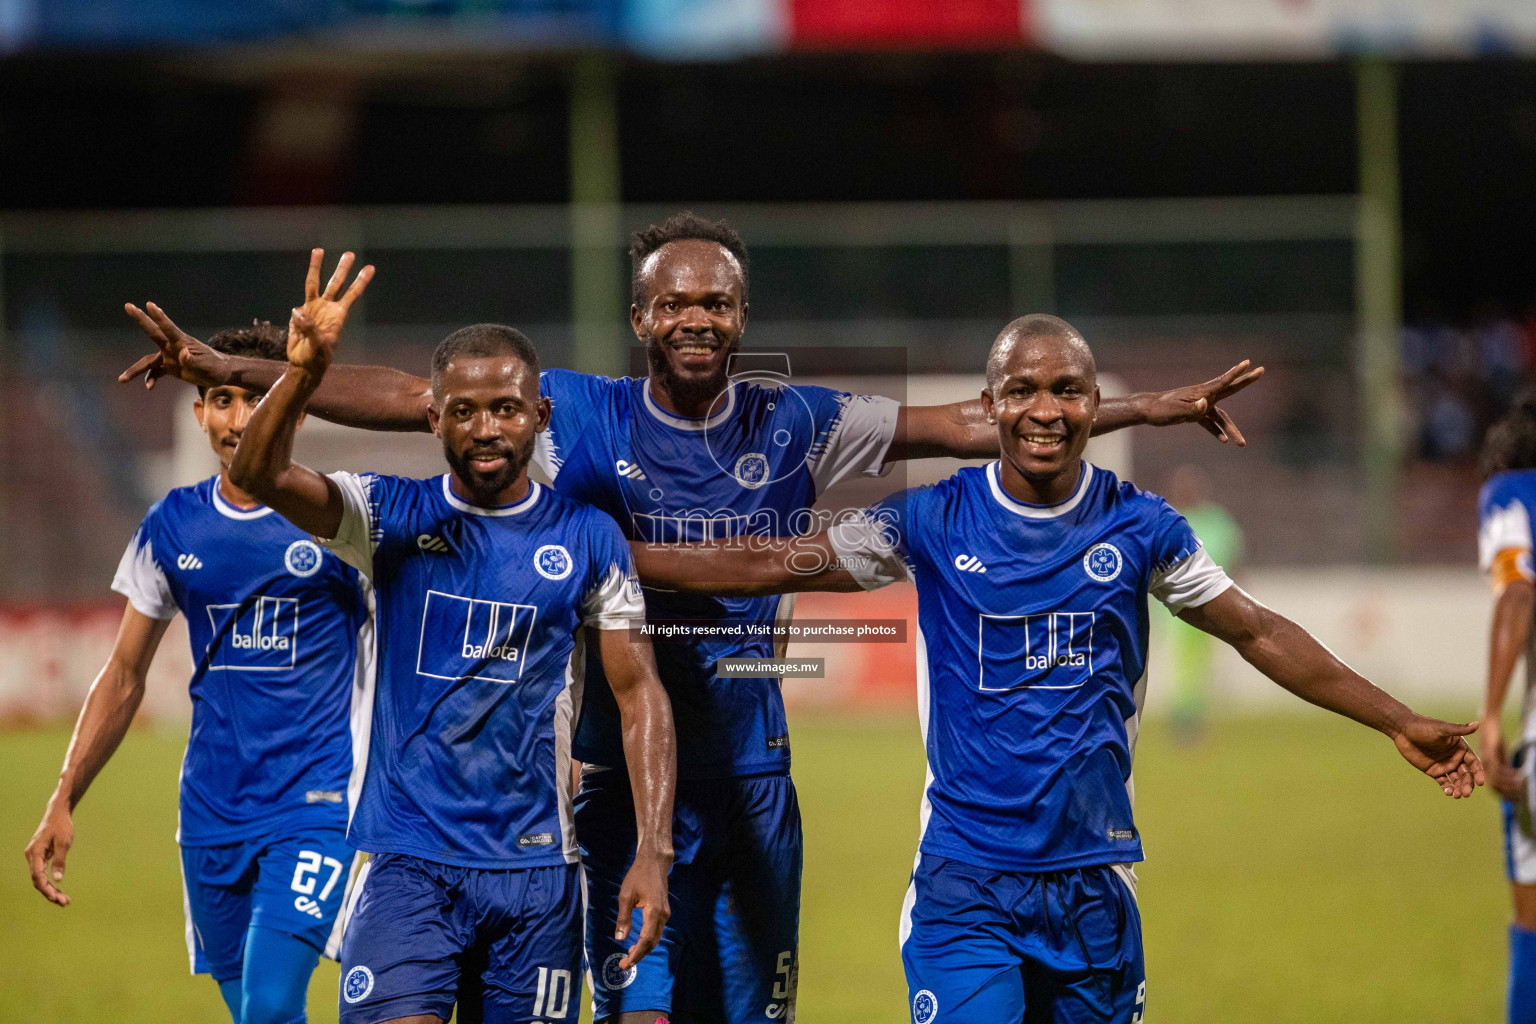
[739,301,749,333]
[194,397,207,431]
[629,303,645,340]
[425,403,442,438]
[535,395,551,433]
[981,388,997,424]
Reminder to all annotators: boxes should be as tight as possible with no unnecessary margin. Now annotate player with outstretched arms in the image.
[629,314,1486,1024]
[25,323,371,1024]
[1476,395,1536,1024]
[227,250,676,1024]
[120,214,1258,1024]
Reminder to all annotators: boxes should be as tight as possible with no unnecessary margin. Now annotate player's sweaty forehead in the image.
[638,239,744,306]
[434,355,539,407]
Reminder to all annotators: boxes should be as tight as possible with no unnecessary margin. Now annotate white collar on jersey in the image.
[211,477,275,520]
[641,377,736,432]
[440,474,541,517]
[986,460,1094,519]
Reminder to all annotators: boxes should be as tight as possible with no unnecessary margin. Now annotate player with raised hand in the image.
[1476,396,1536,1024]
[627,313,1484,1024]
[118,215,1260,1024]
[25,320,371,1024]
[229,249,675,1024]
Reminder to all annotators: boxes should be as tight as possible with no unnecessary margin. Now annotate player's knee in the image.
[241,985,306,1024]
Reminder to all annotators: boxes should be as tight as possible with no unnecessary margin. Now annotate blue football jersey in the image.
[112,476,369,846]
[829,461,1232,872]
[534,370,898,779]
[1478,469,1536,746]
[322,472,645,869]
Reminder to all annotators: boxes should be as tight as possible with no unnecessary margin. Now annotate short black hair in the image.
[200,321,287,396]
[630,211,749,305]
[430,323,540,399]
[1483,393,1536,477]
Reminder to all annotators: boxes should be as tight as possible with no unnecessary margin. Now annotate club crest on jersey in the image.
[342,966,374,1004]
[534,544,573,581]
[913,989,938,1024]
[284,539,323,578]
[733,452,770,489]
[1083,542,1123,583]
[601,952,637,990]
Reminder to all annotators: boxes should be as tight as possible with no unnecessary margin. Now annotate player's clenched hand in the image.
[614,851,671,970]
[24,805,74,907]
[1392,716,1486,799]
[119,302,228,390]
[286,248,375,378]
[1478,719,1527,802]
[1139,360,1265,446]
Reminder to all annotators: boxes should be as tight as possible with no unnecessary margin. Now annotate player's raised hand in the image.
[119,302,227,390]
[1392,715,1486,799]
[1139,360,1265,446]
[286,248,374,377]
[24,805,74,907]
[614,851,671,970]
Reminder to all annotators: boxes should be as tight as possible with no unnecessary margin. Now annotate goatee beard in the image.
[444,437,535,504]
[646,334,737,413]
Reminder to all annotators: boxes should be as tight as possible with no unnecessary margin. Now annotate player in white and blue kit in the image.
[227,250,676,1024]
[117,216,1263,1024]
[25,323,370,1024]
[1476,398,1536,1024]
[632,314,1485,1023]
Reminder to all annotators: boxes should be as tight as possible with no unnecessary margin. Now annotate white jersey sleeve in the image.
[828,511,913,590]
[1480,499,1534,573]
[807,393,900,494]
[319,471,380,578]
[582,564,646,630]
[1149,547,1234,613]
[111,526,178,621]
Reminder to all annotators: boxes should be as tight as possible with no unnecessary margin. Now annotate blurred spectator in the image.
[1161,465,1244,743]
[1402,299,1530,463]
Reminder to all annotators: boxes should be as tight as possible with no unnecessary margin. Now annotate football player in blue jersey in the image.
[227,249,676,1024]
[119,216,1260,1024]
[26,321,371,1024]
[627,313,1485,1024]
[1476,397,1536,1024]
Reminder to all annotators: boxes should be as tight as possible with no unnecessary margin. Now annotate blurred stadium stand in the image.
[5,0,1536,720]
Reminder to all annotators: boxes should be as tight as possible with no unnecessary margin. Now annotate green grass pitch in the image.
[0,712,1509,1022]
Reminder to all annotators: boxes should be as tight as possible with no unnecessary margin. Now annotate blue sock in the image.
[217,977,244,1022]
[240,925,321,1024]
[1510,924,1536,1024]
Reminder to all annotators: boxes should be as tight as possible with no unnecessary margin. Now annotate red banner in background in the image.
[782,587,919,710]
[791,0,1027,46]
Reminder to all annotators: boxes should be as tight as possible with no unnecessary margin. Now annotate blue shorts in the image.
[1504,743,1536,884]
[337,853,583,1024]
[578,770,802,1023]
[900,856,1145,1024]
[179,826,357,981]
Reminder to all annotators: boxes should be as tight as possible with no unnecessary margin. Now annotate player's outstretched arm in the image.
[1481,572,1534,800]
[229,249,374,538]
[628,532,866,597]
[120,300,431,433]
[887,360,1264,461]
[25,606,171,907]
[594,626,676,970]
[1180,586,1485,798]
